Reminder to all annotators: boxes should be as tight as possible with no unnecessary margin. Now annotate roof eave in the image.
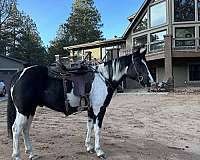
[0,54,28,65]
[122,0,150,39]
[64,38,126,51]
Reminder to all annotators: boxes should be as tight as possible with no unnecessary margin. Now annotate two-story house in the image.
[124,0,200,87]
[65,0,200,88]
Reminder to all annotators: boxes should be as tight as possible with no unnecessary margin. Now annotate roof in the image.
[122,0,150,38]
[64,38,126,51]
[0,54,28,65]
[127,13,137,22]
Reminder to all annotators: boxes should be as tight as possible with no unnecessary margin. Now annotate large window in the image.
[189,64,200,81]
[150,30,166,51]
[134,12,148,32]
[174,0,195,22]
[198,0,200,21]
[150,1,166,27]
[175,27,195,47]
[133,35,147,47]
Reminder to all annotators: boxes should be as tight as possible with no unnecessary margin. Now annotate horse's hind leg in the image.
[12,112,28,160]
[22,115,34,159]
[85,117,94,153]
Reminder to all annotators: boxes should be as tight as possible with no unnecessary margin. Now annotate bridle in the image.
[89,65,115,91]
[131,55,144,84]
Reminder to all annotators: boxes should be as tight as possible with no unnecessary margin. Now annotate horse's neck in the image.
[98,59,129,88]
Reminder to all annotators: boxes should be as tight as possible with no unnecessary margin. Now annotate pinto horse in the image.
[7,48,153,160]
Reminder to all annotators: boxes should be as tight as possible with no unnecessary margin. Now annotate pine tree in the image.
[4,2,23,55]
[0,0,16,54]
[67,0,103,45]
[48,0,104,63]
[11,14,48,65]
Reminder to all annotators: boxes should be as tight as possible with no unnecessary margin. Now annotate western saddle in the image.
[49,55,95,115]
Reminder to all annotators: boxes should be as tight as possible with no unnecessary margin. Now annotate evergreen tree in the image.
[48,0,103,63]
[67,0,103,44]
[0,0,48,65]
[11,14,48,65]
[0,0,16,54]
[4,2,23,55]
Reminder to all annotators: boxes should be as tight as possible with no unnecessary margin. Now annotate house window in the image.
[133,35,147,47]
[150,1,166,27]
[189,64,200,81]
[150,30,166,51]
[199,27,200,45]
[174,0,195,22]
[198,0,200,21]
[134,12,148,32]
[175,27,195,47]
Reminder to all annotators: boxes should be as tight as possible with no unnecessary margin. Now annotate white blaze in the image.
[142,60,154,83]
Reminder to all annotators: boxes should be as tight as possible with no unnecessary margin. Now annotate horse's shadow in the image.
[103,138,200,160]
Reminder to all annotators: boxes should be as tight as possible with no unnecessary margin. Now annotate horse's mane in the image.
[103,53,132,67]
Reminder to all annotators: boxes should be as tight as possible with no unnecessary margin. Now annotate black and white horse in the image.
[7,48,154,160]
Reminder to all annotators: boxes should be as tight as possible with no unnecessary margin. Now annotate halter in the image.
[89,65,115,91]
[132,55,144,83]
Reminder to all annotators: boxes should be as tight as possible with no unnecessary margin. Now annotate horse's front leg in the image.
[85,117,94,153]
[94,107,106,159]
[22,115,34,159]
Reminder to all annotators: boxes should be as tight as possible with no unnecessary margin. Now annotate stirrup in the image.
[72,106,88,115]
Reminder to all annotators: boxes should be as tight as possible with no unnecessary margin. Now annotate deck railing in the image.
[172,38,200,51]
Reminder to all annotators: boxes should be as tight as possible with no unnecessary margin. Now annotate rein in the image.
[132,56,144,84]
[89,65,115,91]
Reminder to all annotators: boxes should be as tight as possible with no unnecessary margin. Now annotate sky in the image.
[17,0,144,47]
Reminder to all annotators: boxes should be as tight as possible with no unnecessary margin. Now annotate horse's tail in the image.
[7,71,21,138]
[7,88,16,138]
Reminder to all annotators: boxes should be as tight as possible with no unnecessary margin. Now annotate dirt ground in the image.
[1,92,200,160]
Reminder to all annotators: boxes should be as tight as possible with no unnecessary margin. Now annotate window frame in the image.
[173,25,196,48]
[149,30,167,51]
[133,11,148,33]
[149,0,167,28]
[132,0,168,35]
[172,0,198,23]
[132,34,148,48]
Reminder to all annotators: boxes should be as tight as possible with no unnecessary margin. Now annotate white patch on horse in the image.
[11,83,34,159]
[90,73,108,116]
[112,60,128,81]
[140,47,146,54]
[10,85,14,102]
[12,111,28,160]
[97,63,109,79]
[67,87,80,107]
[94,119,104,157]
[142,60,154,83]
[18,65,38,81]
[22,115,34,159]
[85,118,94,152]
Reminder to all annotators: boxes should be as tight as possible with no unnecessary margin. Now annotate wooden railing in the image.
[172,38,200,51]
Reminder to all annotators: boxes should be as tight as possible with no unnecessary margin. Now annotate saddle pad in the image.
[70,72,95,97]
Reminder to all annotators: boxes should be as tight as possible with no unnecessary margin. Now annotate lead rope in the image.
[62,78,70,115]
[132,56,144,84]
[89,65,115,91]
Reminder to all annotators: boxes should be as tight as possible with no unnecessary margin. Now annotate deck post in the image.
[164,34,174,91]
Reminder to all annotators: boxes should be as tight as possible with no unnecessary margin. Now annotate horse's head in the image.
[127,47,154,87]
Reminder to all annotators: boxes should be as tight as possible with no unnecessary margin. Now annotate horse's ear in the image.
[133,47,141,57]
[139,47,147,59]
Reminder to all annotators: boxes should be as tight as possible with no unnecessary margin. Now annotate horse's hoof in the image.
[87,148,95,154]
[98,154,107,160]
[29,154,40,160]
